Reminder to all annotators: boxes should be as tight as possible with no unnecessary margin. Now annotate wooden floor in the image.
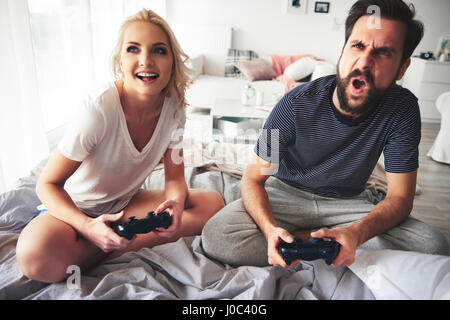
[412,122,450,243]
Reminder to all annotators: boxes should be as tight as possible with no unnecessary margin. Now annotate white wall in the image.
[166,0,450,66]
[412,0,450,55]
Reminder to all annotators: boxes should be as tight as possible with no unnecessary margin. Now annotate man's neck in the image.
[331,88,371,123]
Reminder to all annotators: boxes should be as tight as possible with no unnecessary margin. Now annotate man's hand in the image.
[310,227,359,267]
[267,227,298,268]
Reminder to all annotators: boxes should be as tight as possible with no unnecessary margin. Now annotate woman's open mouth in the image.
[136,72,159,84]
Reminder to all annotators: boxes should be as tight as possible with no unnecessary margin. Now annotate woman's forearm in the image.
[164,178,188,207]
[36,181,91,232]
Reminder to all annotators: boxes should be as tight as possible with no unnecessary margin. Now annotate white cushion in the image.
[283,56,317,80]
[260,55,273,66]
[185,54,204,80]
[311,61,336,80]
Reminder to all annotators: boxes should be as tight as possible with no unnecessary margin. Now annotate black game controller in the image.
[278,237,341,265]
[114,211,172,240]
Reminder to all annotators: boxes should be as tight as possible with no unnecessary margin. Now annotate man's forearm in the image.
[240,177,277,239]
[347,195,413,246]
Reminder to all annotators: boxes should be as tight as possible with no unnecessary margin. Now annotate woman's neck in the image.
[117,81,165,119]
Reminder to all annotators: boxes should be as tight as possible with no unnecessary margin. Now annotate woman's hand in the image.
[79,211,135,253]
[153,199,185,238]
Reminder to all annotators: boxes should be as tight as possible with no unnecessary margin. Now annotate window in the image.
[27,0,166,131]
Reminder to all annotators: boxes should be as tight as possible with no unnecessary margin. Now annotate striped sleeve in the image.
[254,94,296,163]
[383,96,421,173]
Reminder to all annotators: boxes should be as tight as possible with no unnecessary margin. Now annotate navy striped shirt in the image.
[255,75,421,198]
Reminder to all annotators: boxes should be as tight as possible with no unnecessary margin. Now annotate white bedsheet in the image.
[350,249,450,299]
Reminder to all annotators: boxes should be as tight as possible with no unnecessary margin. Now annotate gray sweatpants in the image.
[201,176,449,267]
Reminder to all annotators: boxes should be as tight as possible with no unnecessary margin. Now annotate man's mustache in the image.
[345,69,374,87]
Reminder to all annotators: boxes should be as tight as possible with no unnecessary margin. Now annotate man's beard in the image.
[336,67,389,117]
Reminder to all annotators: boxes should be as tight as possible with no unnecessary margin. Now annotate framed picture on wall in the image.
[314,2,330,13]
[285,0,308,15]
[436,35,450,61]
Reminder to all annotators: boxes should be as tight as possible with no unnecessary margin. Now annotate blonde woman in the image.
[16,9,224,283]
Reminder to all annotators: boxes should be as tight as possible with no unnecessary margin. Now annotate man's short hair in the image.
[345,0,424,62]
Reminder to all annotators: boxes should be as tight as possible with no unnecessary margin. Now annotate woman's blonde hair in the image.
[111,9,192,107]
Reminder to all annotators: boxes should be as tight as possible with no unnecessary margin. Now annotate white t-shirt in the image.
[57,82,185,217]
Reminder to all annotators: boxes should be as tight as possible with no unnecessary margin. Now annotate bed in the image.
[1,138,449,300]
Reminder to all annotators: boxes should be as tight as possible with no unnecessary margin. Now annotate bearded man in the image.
[201,0,449,267]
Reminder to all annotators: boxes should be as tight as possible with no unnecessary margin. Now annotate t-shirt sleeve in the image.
[168,107,186,149]
[383,96,421,173]
[254,94,296,163]
[57,100,107,162]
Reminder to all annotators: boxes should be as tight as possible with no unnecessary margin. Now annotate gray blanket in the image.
[0,159,374,300]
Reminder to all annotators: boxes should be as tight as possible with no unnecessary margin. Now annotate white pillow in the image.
[186,54,204,80]
[260,55,273,66]
[311,61,336,80]
[283,56,317,80]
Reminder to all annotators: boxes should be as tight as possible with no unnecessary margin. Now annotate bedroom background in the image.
[0,0,449,194]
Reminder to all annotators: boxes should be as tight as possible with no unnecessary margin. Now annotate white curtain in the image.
[0,0,166,194]
[27,0,167,131]
[0,0,49,194]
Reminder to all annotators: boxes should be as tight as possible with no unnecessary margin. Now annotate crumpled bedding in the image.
[6,236,373,300]
[0,157,375,300]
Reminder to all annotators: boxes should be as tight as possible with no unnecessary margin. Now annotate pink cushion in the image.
[234,59,277,81]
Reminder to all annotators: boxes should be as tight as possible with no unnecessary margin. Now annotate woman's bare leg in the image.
[16,212,108,283]
[16,188,223,282]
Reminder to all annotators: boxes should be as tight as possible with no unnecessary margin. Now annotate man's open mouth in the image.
[136,72,159,82]
[352,78,366,90]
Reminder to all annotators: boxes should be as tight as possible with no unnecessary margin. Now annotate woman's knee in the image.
[16,216,79,283]
[16,237,69,283]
